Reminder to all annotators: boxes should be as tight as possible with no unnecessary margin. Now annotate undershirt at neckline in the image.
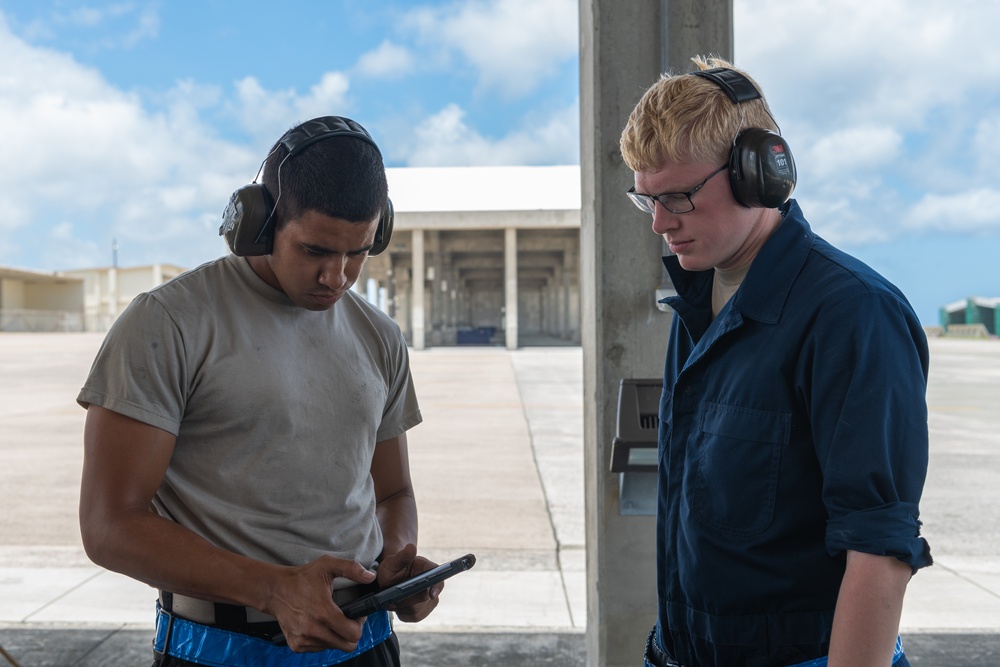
[712,263,750,317]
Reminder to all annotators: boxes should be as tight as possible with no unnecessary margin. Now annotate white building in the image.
[0,267,84,332]
[62,264,187,332]
[368,165,582,349]
[3,166,583,345]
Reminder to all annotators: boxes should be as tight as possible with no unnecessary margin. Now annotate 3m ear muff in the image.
[219,183,276,257]
[690,68,797,208]
[219,116,394,256]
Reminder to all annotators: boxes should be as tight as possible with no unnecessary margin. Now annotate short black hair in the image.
[261,129,388,230]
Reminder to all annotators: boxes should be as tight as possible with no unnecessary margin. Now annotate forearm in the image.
[372,489,441,622]
[79,406,282,610]
[80,408,375,652]
[81,504,281,609]
[828,550,911,667]
[375,489,418,557]
[371,433,419,558]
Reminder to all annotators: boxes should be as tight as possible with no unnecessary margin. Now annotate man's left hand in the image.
[375,544,442,622]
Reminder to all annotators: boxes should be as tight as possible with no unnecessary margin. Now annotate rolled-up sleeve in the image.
[806,290,932,571]
[826,502,931,570]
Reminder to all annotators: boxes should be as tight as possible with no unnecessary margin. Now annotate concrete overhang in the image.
[0,266,83,286]
[394,209,580,230]
[387,165,581,213]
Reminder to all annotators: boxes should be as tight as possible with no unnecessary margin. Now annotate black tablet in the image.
[340,553,476,619]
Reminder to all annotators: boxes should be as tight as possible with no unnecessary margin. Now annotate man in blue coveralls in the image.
[620,57,932,667]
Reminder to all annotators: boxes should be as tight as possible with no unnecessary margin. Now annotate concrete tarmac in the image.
[0,333,998,666]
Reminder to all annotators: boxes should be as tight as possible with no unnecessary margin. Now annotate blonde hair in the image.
[620,55,779,172]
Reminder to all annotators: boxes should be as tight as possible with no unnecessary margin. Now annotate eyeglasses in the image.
[626,163,728,215]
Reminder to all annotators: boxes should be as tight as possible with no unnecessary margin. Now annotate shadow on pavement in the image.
[1,628,999,667]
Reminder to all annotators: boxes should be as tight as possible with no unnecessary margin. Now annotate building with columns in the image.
[1,167,582,344]
[63,263,187,332]
[365,165,582,350]
[0,266,84,332]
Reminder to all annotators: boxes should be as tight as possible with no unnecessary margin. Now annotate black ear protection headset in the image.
[219,116,394,257]
[689,68,796,208]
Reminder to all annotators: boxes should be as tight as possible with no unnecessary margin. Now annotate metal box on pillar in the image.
[610,378,661,515]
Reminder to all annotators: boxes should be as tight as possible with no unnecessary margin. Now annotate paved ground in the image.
[0,334,998,666]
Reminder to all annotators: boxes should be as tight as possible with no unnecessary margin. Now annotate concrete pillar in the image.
[549,277,559,337]
[395,264,411,340]
[107,267,119,320]
[385,254,396,319]
[504,227,518,350]
[564,260,573,340]
[565,246,581,344]
[555,264,567,339]
[661,0,734,74]
[580,1,733,665]
[428,231,444,346]
[544,281,551,336]
[440,261,452,343]
[447,268,458,345]
[411,229,426,351]
[551,267,561,337]
[458,278,469,329]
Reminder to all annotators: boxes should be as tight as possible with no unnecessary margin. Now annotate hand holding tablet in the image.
[340,553,476,619]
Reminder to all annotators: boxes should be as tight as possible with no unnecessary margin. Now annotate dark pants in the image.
[152,631,401,667]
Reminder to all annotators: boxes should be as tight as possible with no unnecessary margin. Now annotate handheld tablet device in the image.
[340,553,476,619]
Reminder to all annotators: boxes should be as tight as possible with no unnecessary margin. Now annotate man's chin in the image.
[675,255,713,272]
[299,293,341,310]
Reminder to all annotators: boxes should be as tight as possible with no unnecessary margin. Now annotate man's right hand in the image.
[265,556,377,654]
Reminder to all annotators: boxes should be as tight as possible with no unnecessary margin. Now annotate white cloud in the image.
[0,9,384,271]
[3,0,998,275]
[161,79,224,125]
[0,194,30,233]
[798,196,893,247]
[732,0,1000,241]
[355,41,415,79]
[61,3,141,26]
[401,102,579,166]
[43,222,103,269]
[804,126,903,180]
[405,0,578,98]
[0,15,259,269]
[905,190,1000,233]
[231,72,353,145]
[973,114,1000,172]
[119,6,160,48]
[53,3,160,49]
[735,0,1000,126]
[62,7,109,27]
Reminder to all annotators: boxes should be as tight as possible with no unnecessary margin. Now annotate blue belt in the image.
[154,603,392,667]
[787,635,905,667]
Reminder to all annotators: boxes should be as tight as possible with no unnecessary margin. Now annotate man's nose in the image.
[650,203,681,235]
[318,257,347,289]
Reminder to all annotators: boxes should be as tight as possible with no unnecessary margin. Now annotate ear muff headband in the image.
[219,116,394,256]
[689,68,797,208]
[690,67,761,104]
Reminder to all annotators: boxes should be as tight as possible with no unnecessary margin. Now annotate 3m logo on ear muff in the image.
[690,68,797,208]
[219,116,394,257]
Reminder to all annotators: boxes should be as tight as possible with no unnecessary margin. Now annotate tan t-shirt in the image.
[78,254,422,570]
[712,263,751,317]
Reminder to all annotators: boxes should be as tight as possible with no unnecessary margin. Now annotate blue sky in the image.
[0,0,998,325]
